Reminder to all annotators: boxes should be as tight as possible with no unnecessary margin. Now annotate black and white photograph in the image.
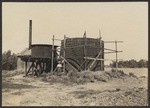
[2,2,148,106]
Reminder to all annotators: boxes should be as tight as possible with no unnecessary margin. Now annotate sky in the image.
[2,2,148,64]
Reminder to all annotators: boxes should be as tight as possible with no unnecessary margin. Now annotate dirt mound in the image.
[41,70,131,85]
[72,87,148,106]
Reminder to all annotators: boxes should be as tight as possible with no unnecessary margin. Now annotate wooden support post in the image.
[99,30,102,70]
[31,62,34,73]
[63,35,66,73]
[53,66,58,73]
[44,62,46,72]
[25,61,27,76]
[39,61,43,74]
[115,40,118,72]
[83,31,87,71]
[42,62,45,72]
[26,62,34,76]
[31,62,34,75]
[51,35,54,72]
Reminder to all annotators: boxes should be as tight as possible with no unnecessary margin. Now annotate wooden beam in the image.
[83,31,87,71]
[115,40,118,72]
[63,35,66,73]
[104,51,123,54]
[84,57,123,61]
[104,41,123,43]
[87,51,102,71]
[53,39,61,41]
[51,35,54,72]
[25,61,27,76]
[99,32,102,70]
[79,59,86,69]
[60,56,78,72]
[104,48,118,52]
[64,43,95,49]
[84,57,103,61]
[26,62,34,76]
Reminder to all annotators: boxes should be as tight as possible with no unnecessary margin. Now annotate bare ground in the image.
[2,70,148,106]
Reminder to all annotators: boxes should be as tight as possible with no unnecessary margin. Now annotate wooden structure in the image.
[60,32,104,72]
[18,44,58,76]
[17,20,123,76]
[104,41,123,72]
[17,20,58,76]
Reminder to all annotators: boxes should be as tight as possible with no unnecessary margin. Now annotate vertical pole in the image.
[51,35,54,72]
[43,62,45,72]
[29,20,32,49]
[83,31,87,71]
[99,30,102,70]
[115,40,118,72]
[32,62,34,73]
[63,35,66,73]
[43,61,44,72]
[25,61,27,76]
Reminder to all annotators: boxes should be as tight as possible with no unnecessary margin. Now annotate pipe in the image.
[29,20,32,49]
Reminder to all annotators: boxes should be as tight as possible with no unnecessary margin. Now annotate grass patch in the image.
[41,69,130,85]
[2,70,24,77]
[129,72,137,77]
[2,82,37,89]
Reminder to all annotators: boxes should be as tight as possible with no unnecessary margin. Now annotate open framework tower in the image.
[60,37,104,72]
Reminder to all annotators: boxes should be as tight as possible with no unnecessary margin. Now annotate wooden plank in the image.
[104,48,117,52]
[84,57,123,61]
[104,51,123,54]
[64,43,95,49]
[53,39,61,41]
[115,40,118,72]
[79,59,86,69]
[25,61,27,76]
[60,56,78,72]
[63,35,66,73]
[26,62,34,76]
[104,41,123,43]
[83,31,87,71]
[99,33,102,70]
[87,51,102,71]
[51,35,54,72]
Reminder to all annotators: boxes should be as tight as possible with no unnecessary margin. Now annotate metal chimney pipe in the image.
[29,20,32,49]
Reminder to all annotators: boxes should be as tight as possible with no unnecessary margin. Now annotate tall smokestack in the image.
[29,20,32,49]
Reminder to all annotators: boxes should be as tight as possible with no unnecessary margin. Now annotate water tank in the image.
[61,38,104,71]
[31,44,57,58]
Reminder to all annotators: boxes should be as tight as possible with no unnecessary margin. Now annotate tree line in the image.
[2,50,17,70]
[110,59,148,68]
[2,50,148,70]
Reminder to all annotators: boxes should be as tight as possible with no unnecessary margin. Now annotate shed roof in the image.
[17,48,31,57]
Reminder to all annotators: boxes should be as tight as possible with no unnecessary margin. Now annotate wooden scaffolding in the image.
[51,31,123,73]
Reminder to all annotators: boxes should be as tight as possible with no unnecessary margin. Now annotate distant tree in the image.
[128,59,137,68]
[109,59,148,68]
[118,61,124,68]
[2,50,17,70]
[138,59,147,68]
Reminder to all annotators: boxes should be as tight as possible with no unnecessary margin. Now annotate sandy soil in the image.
[2,70,148,106]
